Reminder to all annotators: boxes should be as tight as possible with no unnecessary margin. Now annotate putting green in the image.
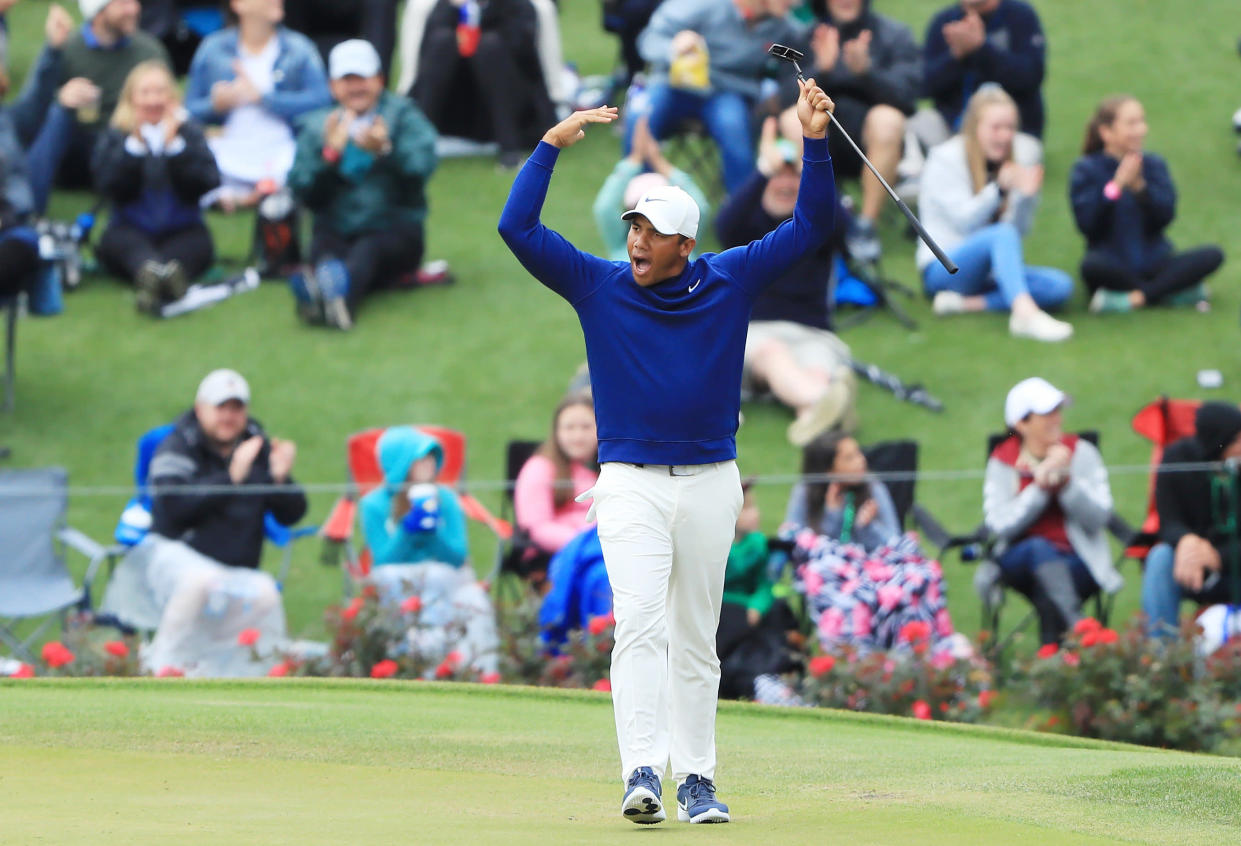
[2,680,1238,844]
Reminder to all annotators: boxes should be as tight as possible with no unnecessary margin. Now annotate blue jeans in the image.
[1141,542,1233,636]
[644,83,754,194]
[998,536,1097,599]
[923,223,1073,311]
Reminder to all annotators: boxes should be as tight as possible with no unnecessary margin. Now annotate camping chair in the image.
[488,439,551,601]
[111,423,318,591]
[1126,396,1202,560]
[319,425,511,591]
[0,467,119,662]
[915,431,1138,658]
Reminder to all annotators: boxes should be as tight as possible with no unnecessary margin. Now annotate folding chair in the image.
[319,426,511,590]
[915,431,1137,658]
[1126,396,1202,560]
[487,439,551,601]
[0,467,119,662]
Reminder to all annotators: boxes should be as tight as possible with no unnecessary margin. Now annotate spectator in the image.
[984,377,1121,646]
[807,0,919,263]
[716,115,856,446]
[917,85,1073,342]
[140,0,228,75]
[514,393,599,559]
[593,117,709,261]
[785,430,899,552]
[185,0,331,211]
[602,0,662,88]
[408,0,555,168]
[1142,402,1241,637]
[0,109,40,303]
[104,369,307,675]
[51,0,171,187]
[638,0,807,193]
[283,0,398,78]
[920,0,1046,144]
[360,426,468,568]
[92,60,220,313]
[1071,95,1225,314]
[287,39,438,330]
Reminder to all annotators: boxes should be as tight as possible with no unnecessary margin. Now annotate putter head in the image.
[768,43,805,64]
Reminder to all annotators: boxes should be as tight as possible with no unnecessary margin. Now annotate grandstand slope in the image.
[2,679,1239,844]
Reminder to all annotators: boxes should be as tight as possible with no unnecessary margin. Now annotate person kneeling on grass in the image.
[286,39,440,331]
[92,60,221,315]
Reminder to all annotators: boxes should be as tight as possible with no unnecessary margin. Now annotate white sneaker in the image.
[932,290,966,316]
[1009,308,1073,342]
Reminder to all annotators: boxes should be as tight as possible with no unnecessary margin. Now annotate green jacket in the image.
[723,531,774,617]
[288,92,437,236]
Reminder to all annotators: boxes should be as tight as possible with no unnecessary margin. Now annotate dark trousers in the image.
[1081,246,1224,302]
[284,0,399,77]
[0,238,40,298]
[310,221,424,312]
[55,126,98,191]
[412,3,553,153]
[999,536,1098,645]
[716,599,798,700]
[96,222,215,284]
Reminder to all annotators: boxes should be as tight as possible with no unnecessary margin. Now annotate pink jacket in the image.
[513,454,598,553]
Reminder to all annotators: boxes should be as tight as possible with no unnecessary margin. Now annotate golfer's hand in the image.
[796,78,833,139]
[542,106,618,149]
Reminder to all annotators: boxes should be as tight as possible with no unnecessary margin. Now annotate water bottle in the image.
[402,483,440,533]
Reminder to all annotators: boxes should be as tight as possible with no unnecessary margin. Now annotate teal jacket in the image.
[288,91,438,236]
[591,159,709,261]
[360,427,468,568]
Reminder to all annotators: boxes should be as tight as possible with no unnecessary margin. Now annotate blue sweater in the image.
[923,0,1046,138]
[1069,151,1176,272]
[499,137,835,465]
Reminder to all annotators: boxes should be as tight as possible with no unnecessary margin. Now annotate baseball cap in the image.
[1004,377,1068,427]
[329,39,382,80]
[621,185,700,239]
[79,0,110,21]
[196,369,250,407]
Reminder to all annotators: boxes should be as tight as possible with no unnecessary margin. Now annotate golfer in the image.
[499,78,836,826]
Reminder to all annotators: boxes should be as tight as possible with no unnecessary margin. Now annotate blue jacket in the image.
[184,27,331,127]
[923,0,1045,138]
[1069,151,1176,272]
[499,137,835,465]
[538,526,611,648]
[360,427,468,568]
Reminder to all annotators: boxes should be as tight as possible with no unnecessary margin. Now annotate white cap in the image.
[196,369,250,407]
[329,39,382,80]
[1004,377,1068,427]
[621,184,700,239]
[79,0,110,21]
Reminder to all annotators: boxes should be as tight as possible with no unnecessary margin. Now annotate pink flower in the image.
[1062,651,1080,668]
[341,596,365,622]
[370,659,399,679]
[41,641,74,668]
[808,655,836,677]
[911,700,932,720]
[399,595,423,614]
[434,660,454,679]
[591,678,612,692]
[930,651,955,670]
[104,641,129,658]
[588,614,613,636]
[157,666,184,678]
[12,663,35,678]
[268,662,291,678]
[445,651,463,667]
[1036,643,1059,659]
[978,689,997,709]
[236,628,260,647]
[480,672,501,684]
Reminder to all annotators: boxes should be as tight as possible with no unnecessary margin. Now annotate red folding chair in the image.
[1126,397,1201,560]
[320,426,511,586]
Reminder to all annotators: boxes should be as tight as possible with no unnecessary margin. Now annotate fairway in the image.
[2,680,1239,845]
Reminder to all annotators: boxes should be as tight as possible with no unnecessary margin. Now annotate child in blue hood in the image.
[360,426,468,567]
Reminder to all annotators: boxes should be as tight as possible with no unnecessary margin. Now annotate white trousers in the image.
[590,460,743,784]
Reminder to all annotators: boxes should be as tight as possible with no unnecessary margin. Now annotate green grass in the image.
[3,1,1241,645]
[3,678,1240,844]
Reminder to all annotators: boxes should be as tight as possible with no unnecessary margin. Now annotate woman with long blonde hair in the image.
[93,60,220,314]
[916,85,1073,342]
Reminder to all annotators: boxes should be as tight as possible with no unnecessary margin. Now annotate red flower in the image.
[480,672,501,684]
[12,663,35,678]
[446,651,464,666]
[236,628,261,647]
[588,614,614,636]
[157,666,184,678]
[808,655,836,677]
[911,700,932,721]
[268,662,292,678]
[104,641,129,658]
[938,702,949,713]
[898,620,932,644]
[1073,617,1102,636]
[1080,630,1099,648]
[1062,651,1080,667]
[41,641,74,668]
[1097,628,1119,645]
[1036,643,1059,659]
[341,596,365,622]
[399,595,423,614]
[592,678,612,692]
[978,689,997,709]
[370,659,399,679]
[434,660,454,679]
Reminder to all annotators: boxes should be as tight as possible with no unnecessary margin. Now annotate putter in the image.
[769,44,958,275]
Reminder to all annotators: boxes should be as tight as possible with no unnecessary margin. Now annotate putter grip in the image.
[894,196,958,275]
